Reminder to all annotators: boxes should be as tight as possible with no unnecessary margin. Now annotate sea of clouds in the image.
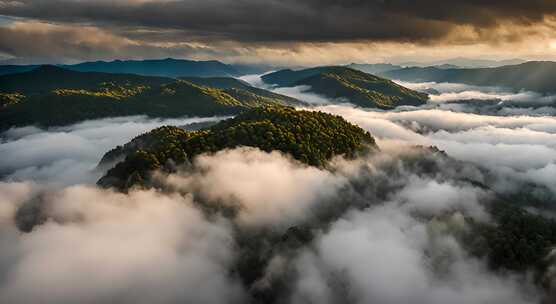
[0,76,555,303]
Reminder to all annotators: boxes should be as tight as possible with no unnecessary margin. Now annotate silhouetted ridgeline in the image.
[0,58,241,78]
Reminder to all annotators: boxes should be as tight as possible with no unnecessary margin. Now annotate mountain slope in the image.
[381,61,556,94]
[0,67,302,130]
[262,66,428,108]
[0,81,243,129]
[179,76,252,89]
[180,76,304,107]
[97,106,377,189]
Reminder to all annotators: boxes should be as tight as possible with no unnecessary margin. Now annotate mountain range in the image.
[0,58,242,78]
[0,64,435,130]
[0,66,304,130]
[380,61,556,94]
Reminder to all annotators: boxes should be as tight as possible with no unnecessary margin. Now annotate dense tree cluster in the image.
[52,84,149,100]
[468,201,556,274]
[0,92,24,108]
[97,106,377,189]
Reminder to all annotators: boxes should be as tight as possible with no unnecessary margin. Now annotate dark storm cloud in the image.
[1,0,555,43]
[0,18,242,63]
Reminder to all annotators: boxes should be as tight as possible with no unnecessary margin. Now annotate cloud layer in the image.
[0,139,543,303]
[2,0,555,43]
[1,1,556,64]
[0,115,225,185]
[318,105,556,205]
[0,183,246,304]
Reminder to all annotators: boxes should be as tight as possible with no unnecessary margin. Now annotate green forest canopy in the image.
[97,106,377,189]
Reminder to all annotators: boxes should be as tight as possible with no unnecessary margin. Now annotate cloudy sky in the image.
[1,0,556,65]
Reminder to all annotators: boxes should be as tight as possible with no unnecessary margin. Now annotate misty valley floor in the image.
[1,81,556,303]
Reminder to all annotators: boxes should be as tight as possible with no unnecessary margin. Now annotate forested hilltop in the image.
[0,66,303,130]
[262,66,428,108]
[97,106,377,189]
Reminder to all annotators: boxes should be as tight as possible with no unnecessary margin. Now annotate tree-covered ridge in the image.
[98,126,194,167]
[262,66,428,108]
[97,106,377,189]
[52,84,150,100]
[261,66,344,86]
[0,67,302,130]
[156,81,243,106]
[0,83,244,130]
[180,76,304,107]
[301,68,428,108]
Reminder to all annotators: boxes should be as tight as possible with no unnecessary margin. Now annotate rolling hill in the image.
[97,106,378,189]
[0,66,303,130]
[262,66,428,108]
[380,61,556,94]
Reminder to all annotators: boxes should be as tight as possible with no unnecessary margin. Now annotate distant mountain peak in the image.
[34,65,69,73]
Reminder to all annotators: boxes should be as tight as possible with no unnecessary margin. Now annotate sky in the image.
[1,0,556,65]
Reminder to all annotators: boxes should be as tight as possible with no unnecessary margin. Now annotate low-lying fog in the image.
[1,76,555,303]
